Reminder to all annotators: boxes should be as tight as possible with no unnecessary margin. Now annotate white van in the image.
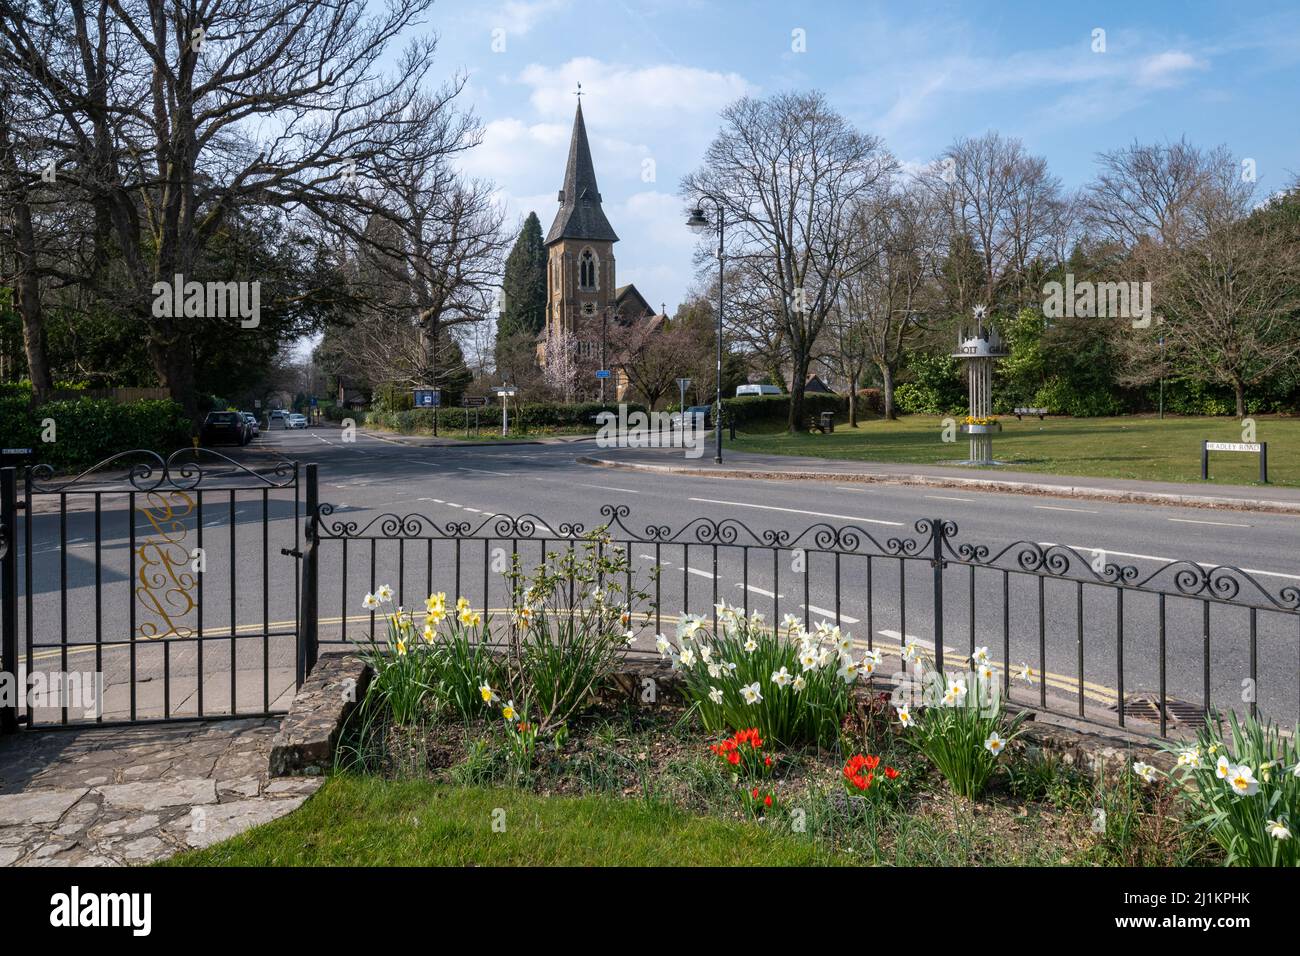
[735,383,782,397]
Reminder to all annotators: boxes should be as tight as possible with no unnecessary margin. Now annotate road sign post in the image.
[1202,440,1268,483]
[676,377,691,425]
[493,387,518,437]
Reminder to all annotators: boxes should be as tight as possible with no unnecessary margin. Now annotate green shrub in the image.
[721,393,850,429]
[0,396,191,471]
[660,611,857,748]
[358,400,648,435]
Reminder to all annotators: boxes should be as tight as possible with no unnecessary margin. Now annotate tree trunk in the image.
[879,361,897,421]
[847,383,858,427]
[786,356,810,433]
[0,115,53,399]
[1234,378,1246,418]
[146,325,199,424]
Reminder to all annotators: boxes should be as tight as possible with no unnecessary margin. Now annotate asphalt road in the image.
[12,422,1300,732]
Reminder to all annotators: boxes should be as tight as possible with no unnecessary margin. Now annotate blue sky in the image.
[429,0,1300,318]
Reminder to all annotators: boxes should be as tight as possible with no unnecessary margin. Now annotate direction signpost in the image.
[493,387,518,437]
[461,395,487,437]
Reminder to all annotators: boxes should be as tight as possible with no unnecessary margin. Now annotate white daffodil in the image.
[362,592,380,610]
[699,645,713,664]
[984,732,1006,756]
[749,611,765,626]
[422,625,436,644]
[1176,748,1202,769]
[798,646,819,671]
[743,637,758,653]
[837,658,861,683]
[1013,662,1034,683]
[623,629,636,647]
[500,700,517,722]
[976,663,995,683]
[655,634,672,657]
[1266,819,1292,841]
[818,648,835,668]
[740,682,763,705]
[1133,761,1157,784]
[861,649,882,674]
[478,682,498,705]
[972,646,990,665]
[896,703,912,728]
[707,662,722,679]
[943,677,968,707]
[723,661,738,675]
[1292,762,1300,778]
[791,674,807,693]
[901,638,919,662]
[771,666,793,688]
[782,613,802,634]
[375,584,394,603]
[834,629,853,655]
[1227,764,1259,797]
[678,647,696,668]
[1216,755,1232,780]
[708,686,724,705]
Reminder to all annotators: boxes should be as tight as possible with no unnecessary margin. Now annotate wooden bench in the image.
[807,413,834,434]
[1012,407,1048,421]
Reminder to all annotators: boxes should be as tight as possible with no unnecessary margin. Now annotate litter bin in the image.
[819,412,835,434]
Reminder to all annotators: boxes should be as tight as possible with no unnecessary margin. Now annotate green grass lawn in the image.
[731,415,1300,488]
[163,775,842,866]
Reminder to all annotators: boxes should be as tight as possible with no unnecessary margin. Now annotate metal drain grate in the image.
[1108,692,1209,726]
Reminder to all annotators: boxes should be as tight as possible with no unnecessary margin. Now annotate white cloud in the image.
[516,57,755,130]
[1136,50,1206,88]
[492,0,569,37]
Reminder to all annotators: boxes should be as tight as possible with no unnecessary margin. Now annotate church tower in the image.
[544,100,621,338]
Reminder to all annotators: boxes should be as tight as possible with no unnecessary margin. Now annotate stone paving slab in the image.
[0,718,320,866]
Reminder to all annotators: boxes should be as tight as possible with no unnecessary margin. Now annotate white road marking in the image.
[1034,505,1099,514]
[687,498,904,526]
[736,583,783,598]
[686,567,716,580]
[1167,517,1251,528]
[803,605,860,624]
[457,467,511,477]
[572,482,639,493]
[924,494,977,503]
[463,508,481,513]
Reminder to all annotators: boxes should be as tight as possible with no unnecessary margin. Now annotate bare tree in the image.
[834,178,942,421]
[683,91,896,432]
[620,318,691,410]
[921,132,1066,313]
[542,322,578,403]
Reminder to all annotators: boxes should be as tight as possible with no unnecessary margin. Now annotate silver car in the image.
[288,413,308,429]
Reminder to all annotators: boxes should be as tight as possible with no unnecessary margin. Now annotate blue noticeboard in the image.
[595,369,611,379]
[413,389,441,407]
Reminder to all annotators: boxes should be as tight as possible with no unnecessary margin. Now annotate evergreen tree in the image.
[496,212,547,356]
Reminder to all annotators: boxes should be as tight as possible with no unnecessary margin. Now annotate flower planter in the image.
[960,423,1001,435]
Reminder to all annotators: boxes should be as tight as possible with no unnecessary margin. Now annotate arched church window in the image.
[579,249,597,290]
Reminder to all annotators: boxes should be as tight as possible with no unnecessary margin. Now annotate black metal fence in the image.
[0,450,301,730]
[302,485,1300,740]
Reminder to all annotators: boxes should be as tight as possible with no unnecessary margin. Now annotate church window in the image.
[579,249,597,290]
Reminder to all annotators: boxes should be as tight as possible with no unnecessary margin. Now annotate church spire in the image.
[545,99,619,245]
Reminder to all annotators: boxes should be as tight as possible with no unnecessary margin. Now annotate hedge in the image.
[333,400,650,435]
[0,396,192,471]
[721,393,851,428]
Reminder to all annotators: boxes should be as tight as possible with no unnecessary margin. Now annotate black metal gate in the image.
[0,448,302,730]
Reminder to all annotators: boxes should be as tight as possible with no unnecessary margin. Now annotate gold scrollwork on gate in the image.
[135,490,197,640]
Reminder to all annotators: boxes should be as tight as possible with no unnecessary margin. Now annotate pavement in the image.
[0,718,320,866]
[577,444,1300,514]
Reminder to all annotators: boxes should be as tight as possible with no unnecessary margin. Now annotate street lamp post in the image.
[686,199,724,464]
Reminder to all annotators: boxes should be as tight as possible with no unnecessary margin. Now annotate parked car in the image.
[241,412,260,437]
[671,405,713,428]
[201,410,250,446]
[268,409,288,424]
[288,413,308,429]
[735,383,782,397]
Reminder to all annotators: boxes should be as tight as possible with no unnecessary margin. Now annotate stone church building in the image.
[539,100,663,400]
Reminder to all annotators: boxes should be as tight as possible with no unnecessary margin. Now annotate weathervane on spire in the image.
[573,81,583,99]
